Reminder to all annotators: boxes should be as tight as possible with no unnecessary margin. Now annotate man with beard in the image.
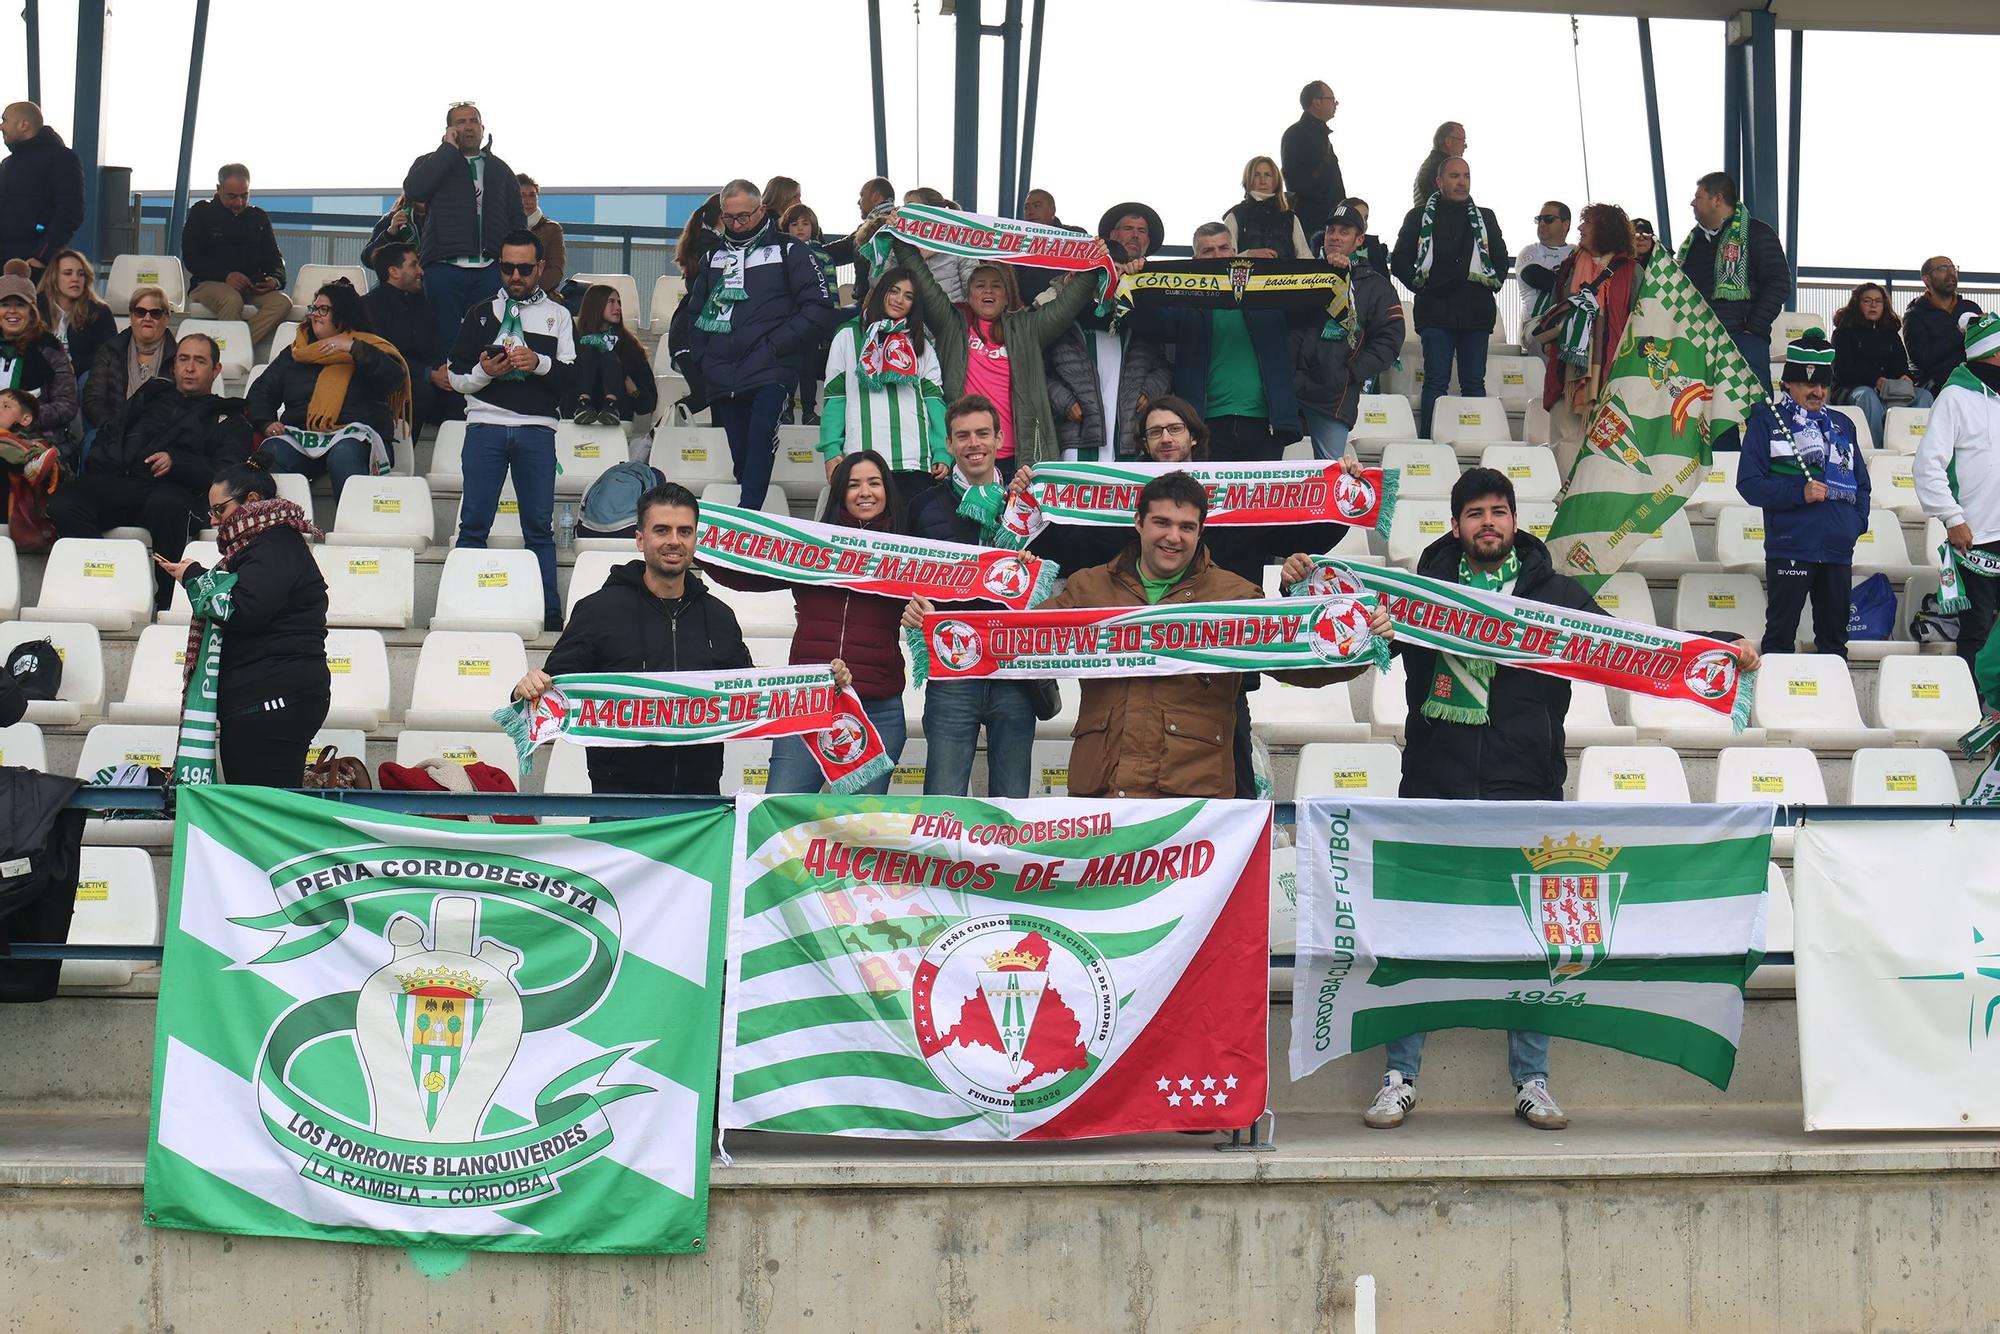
[1905,255,1984,396]
[1916,313,2000,672]
[1283,468,1757,1132]
[668,178,838,509]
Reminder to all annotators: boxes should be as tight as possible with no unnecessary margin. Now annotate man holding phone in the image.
[447,230,574,631]
[404,102,525,352]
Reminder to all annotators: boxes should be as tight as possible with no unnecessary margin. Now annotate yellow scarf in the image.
[290,327,412,434]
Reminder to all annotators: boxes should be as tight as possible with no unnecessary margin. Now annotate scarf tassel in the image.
[1371,468,1400,539]
[827,752,893,795]
[491,700,540,775]
[905,626,931,687]
[1730,667,1758,734]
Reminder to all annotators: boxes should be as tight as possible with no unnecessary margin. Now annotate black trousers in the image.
[219,692,330,788]
[46,474,201,607]
[1206,415,1287,463]
[1957,541,2000,672]
[1763,558,1850,657]
[573,345,625,408]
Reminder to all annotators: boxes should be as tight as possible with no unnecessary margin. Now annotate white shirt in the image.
[1915,375,2000,542]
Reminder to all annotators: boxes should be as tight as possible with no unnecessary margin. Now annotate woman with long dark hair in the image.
[248,280,411,495]
[1832,281,1933,447]
[570,283,658,426]
[818,266,947,498]
[154,461,329,787]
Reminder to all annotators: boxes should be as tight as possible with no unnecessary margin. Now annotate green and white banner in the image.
[1291,797,1771,1089]
[144,787,732,1254]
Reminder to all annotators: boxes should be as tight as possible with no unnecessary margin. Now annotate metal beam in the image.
[1747,9,1781,228]
[1018,0,1046,215]
[1786,28,1803,293]
[996,0,1023,216]
[23,0,41,106]
[165,0,211,257]
[866,0,889,177]
[1722,34,1744,183]
[1636,17,1673,249]
[951,0,981,210]
[70,0,108,260]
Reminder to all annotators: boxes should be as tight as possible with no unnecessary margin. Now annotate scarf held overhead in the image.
[996,461,1397,549]
[695,503,1057,608]
[491,666,891,793]
[1289,559,1757,728]
[907,594,1387,685]
[861,203,1120,315]
[1113,259,1354,318]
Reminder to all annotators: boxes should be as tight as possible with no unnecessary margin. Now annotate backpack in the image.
[6,638,62,701]
[580,461,667,536]
[1912,588,1961,647]
[1845,573,1897,641]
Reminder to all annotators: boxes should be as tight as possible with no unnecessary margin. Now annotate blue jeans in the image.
[1299,405,1352,462]
[920,680,1035,797]
[1840,383,1932,450]
[1385,1029,1550,1087]
[425,262,501,357]
[1417,327,1489,439]
[258,434,371,502]
[765,694,909,795]
[458,423,559,622]
[710,382,791,511]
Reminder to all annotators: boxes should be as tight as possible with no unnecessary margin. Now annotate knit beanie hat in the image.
[0,259,35,306]
[1780,327,1835,385]
[1964,311,2000,362]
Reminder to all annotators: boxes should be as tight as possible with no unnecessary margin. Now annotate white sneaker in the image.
[1363,1072,1416,1129]
[1514,1078,1568,1130]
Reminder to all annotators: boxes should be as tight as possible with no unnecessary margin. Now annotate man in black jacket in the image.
[0,103,83,272]
[1392,157,1510,439]
[404,102,525,353]
[364,242,459,437]
[513,483,752,795]
[898,395,1037,797]
[1681,171,1789,388]
[1283,468,1759,1135]
[1280,82,1344,248]
[1905,255,1983,395]
[1296,204,1405,461]
[49,333,255,607]
[182,165,291,342]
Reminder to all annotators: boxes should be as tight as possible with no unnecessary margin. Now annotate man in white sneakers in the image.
[1915,311,2000,671]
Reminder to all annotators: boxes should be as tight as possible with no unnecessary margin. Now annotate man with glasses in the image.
[446,230,572,632]
[1515,201,1573,364]
[1905,256,1984,397]
[404,102,525,352]
[82,286,177,434]
[50,334,254,609]
[667,178,837,510]
[1281,82,1345,251]
[182,164,291,344]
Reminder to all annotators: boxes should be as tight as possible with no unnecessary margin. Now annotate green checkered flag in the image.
[1545,260,1768,590]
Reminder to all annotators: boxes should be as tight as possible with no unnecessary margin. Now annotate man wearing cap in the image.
[1915,313,2000,670]
[1737,330,1871,658]
[1631,218,1662,268]
[1295,203,1404,462]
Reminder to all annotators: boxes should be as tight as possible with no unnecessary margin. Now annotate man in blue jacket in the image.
[1737,329,1871,657]
[0,103,84,272]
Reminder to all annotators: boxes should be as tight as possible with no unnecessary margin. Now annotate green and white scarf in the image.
[1677,202,1752,303]
[1959,715,2000,805]
[1935,541,2000,614]
[1420,550,1519,724]
[495,298,529,380]
[696,228,759,334]
[1412,192,1501,292]
[172,570,237,787]
[952,467,1007,543]
[268,423,392,479]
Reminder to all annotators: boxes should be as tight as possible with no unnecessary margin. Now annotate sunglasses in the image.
[498,262,539,276]
[1533,214,1563,225]
[130,307,168,319]
[1632,225,1655,235]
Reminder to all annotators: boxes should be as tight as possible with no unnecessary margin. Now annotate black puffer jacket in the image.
[401,142,524,266]
[0,126,84,267]
[247,338,407,442]
[1398,531,1598,802]
[543,565,752,795]
[91,378,254,488]
[1677,214,1788,338]
[181,525,330,713]
[1292,253,1405,427]
[1391,199,1510,333]
[84,328,176,429]
[668,220,837,403]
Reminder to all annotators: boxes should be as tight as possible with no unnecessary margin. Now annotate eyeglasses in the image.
[1632,224,1655,235]
[1928,263,1958,274]
[306,304,334,316]
[498,262,538,276]
[130,307,167,319]
[209,497,240,518]
[1533,214,1563,225]
[719,208,760,226]
[1143,423,1190,442]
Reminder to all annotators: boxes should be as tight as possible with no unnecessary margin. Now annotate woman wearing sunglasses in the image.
[83,285,177,437]
[247,280,412,497]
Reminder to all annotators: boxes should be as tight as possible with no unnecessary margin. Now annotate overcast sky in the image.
[7,1,1995,274]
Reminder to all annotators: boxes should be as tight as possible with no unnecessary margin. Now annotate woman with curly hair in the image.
[1534,203,1640,474]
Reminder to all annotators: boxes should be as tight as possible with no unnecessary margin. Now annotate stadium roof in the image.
[1265,0,2000,36]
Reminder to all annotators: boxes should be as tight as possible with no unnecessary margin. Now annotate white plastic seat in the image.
[1773,310,1821,346]
[1873,654,1981,747]
[648,274,688,333]
[770,433,830,500]
[1874,453,1924,521]
[322,629,392,732]
[1587,571,1654,624]
[269,321,300,351]
[1027,739,1073,796]
[743,637,793,668]
[60,847,160,989]
[1714,746,1826,857]
[470,482,528,549]
[1830,403,1874,451]
[649,427,736,490]
[0,721,48,770]
[699,483,792,518]
[1850,508,1924,579]
[1686,453,1743,519]
[1564,681,1638,747]
[158,541,221,626]
[569,273,645,330]
[1882,407,1929,455]
[313,545,415,629]
[1292,742,1403,798]
[1846,747,1959,805]
[1623,511,1703,577]
[1487,356,1542,411]
[25,538,153,631]
[1750,653,1892,750]
[565,550,631,621]
[289,263,372,318]
[1625,691,1767,750]
[175,318,255,384]
[721,739,773,794]
[0,621,104,724]
[554,423,627,496]
[326,476,435,551]
[1673,573,1766,643]
[106,255,188,312]
[0,536,17,620]
[429,549,546,639]
[76,723,178,847]
[1383,498,1451,567]
[1379,441,1459,497]
[1712,505,1769,575]
[402,631,528,731]
[428,420,468,492]
[392,730,522,787]
[1429,395,1511,447]
[1349,394,1416,446]
[1369,656,1409,739]
[1516,500,1557,545]
[1246,677,1371,744]
[107,624,194,724]
[888,738,928,796]
[708,580,799,638]
[1574,745,1691,803]
[1478,444,1560,501]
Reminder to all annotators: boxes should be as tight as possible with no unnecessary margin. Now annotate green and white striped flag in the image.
[1291,797,1771,1089]
[1544,259,1767,589]
[144,788,732,1254]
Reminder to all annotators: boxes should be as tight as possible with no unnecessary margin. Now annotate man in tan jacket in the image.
[1040,471,1390,798]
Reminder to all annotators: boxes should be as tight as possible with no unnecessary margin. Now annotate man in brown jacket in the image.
[1041,471,1391,798]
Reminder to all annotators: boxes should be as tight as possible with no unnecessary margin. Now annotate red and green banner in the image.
[696,503,1056,609]
[995,461,1396,549]
[1290,559,1756,727]
[908,595,1386,684]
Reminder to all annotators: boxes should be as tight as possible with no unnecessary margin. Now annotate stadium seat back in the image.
[1846,747,1959,804]
[1673,573,1766,643]
[721,739,773,795]
[322,628,392,731]
[0,620,105,723]
[1247,677,1370,744]
[1687,453,1743,518]
[327,476,435,550]
[1587,571,1655,624]
[313,545,416,628]
[429,549,546,639]
[0,720,48,770]
[1478,444,1560,501]
[570,273,645,331]
[1712,506,1769,574]
[1882,407,1929,454]
[106,255,188,312]
[700,483,792,518]
[649,274,689,333]
[392,730,523,787]
[1574,745,1691,802]
[429,420,468,487]
[61,846,161,989]
[1624,510,1701,575]
[108,624,193,724]
[1830,403,1874,451]
[1487,356,1542,410]
[175,318,255,377]
[649,426,736,489]
[403,631,528,730]
[1516,499,1557,544]
[1293,742,1403,798]
[26,538,152,631]
[1713,746,1828,804]
[1350,394,1416,444]
[1875,453,1923,520]
[1874,654,1980,741]
[1751,653,1885,746]
[1850,508,1915,573]
[707,581,799,638]
[290,264,372,316]
[1383,498,1452,566]
[1429,395,1510,446]
[1379,441,1459,498]
[159,541,221,625]
[554,423,627,495]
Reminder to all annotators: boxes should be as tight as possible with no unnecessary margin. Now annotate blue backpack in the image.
[579,462,666,536]
[1846,572,1897,641]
